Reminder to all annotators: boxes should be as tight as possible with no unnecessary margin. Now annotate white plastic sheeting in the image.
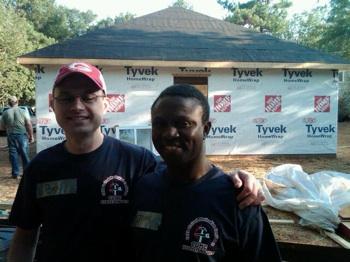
[35,66,339,154]
[262,164,350,232]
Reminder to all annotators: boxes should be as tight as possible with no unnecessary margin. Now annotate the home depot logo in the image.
[107,94,125,112]
[265,96,281,112]
[314,96,330,112]
[214,95,231,112]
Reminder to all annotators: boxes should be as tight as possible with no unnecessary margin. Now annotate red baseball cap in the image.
[54,62,107,92]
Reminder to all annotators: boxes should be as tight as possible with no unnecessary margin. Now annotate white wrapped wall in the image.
[34,65,338,155]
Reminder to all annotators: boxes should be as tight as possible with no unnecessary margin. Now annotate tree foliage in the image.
[5,0,97,42]
[90,12,135,31]
[322,0,350,60]
[339,72,350,121]
[170,0,193,9]
[288,6,328,49]
[0,1,54,106]
[217,0,292,38]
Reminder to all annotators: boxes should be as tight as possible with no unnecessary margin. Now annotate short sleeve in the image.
[238,206,282,261]
[140,149,158,176]
[21,108,30,120]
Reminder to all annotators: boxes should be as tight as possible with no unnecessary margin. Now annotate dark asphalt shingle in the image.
[20,7,350,64]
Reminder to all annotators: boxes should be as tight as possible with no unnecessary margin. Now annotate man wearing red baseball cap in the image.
[8,62,263,262]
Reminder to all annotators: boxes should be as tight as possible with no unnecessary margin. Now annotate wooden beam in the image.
[16,57,350,70]
[269,219,295,224]
[324,231,350,249]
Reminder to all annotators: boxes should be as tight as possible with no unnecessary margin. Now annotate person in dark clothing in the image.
[131,84,281,261]
[8,63,263,262]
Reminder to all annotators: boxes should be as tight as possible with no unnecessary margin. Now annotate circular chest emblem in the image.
[100,175,129,205]
[182,217,219,256]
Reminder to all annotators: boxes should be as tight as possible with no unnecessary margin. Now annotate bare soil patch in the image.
[209,121,350,179]
[1,122,349,247]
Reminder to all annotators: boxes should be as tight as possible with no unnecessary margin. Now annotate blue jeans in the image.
[7,133,30,177]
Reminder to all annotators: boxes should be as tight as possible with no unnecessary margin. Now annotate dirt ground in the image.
[1,122,350,203]
[1,122,350,247]
[209,121,350,178]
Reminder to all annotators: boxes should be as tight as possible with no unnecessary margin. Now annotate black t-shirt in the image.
[10,136,157,262]
[131,166,281,262]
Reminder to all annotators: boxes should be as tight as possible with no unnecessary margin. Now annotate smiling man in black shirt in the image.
[131,84,281,261]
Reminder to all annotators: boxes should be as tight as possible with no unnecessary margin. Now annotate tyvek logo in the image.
[214,95,231,112]
[265,96,281,112]
[125,66,158,76]
[179,67,211,73]
[232,68,263,78]
[125,66,158,82]
[35,65,45,80]
[256,124,286,139]
[314,96,330,112]
[232,68,262,84]
[40,126,64,136]
[283,69,312,83]
[207,125,237,139]
[283,69,312,78]
[211,125,236,135]
[305,124,335,138]
[35,65,45,74]
[100,125,117,136]
[39,126,65,142]
[39,126,116,140]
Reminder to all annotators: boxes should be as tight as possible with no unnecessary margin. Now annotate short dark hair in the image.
[151,84,210,122]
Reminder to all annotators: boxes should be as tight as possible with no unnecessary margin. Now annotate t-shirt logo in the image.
[182,217,219,256]
[100,175,129,204]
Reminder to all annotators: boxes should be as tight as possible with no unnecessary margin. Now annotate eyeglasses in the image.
[53,93,106,105]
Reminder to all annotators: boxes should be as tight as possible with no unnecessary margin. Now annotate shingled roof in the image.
[19,7,350,69]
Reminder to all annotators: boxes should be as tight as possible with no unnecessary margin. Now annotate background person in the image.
[8,62,263,262]
[0,96,34,179]
[131,84,281,261]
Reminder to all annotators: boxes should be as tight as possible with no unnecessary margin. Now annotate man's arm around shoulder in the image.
[7,227,39,262]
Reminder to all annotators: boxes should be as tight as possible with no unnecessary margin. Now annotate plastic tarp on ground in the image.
[262,164,350,232]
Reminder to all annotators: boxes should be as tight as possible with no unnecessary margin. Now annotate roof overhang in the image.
[17,57,350,70]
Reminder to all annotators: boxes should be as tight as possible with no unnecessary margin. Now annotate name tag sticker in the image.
[131,211,162,231]
[36,179,77,198]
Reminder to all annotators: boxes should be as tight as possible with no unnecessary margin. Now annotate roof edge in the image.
[17,57,350,70]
